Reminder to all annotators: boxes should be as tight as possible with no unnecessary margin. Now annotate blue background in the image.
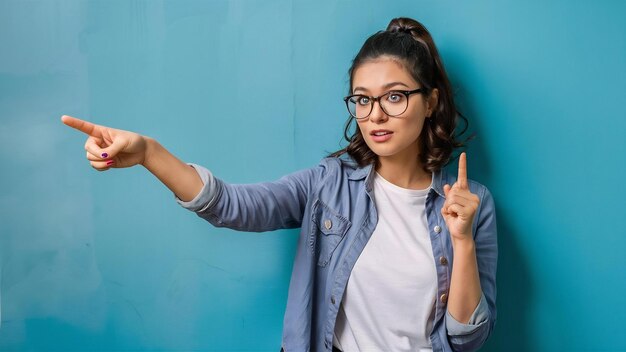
[1,1,624,351]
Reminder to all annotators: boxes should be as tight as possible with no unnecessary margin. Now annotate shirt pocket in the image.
[310,199,351,267]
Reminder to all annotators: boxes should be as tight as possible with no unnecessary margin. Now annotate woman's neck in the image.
[375,154,432,190]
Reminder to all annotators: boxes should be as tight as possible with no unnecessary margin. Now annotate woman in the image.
[62,17,497,352]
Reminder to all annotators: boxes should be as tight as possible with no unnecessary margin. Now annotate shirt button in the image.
[440,293,448,304]
[439,256,448,265]
[331,296,336,305]
[324,219,332,230]
[434,225,442,233]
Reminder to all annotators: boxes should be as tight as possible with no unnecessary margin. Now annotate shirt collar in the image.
[431,168,446,198]
[346,163,375,193]
[347,163,372,181]
[348,162,447,198]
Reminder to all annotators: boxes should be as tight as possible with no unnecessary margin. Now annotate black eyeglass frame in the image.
[343,88,425,120]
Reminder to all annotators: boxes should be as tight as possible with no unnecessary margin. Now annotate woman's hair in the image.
[329,17,469,173]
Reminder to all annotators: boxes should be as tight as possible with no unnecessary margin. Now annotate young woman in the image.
[62,17,497,352]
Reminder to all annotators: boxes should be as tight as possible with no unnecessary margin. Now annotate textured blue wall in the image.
[0,1,624,351]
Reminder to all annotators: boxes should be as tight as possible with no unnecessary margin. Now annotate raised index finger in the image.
[61,115,101,137]
[457,152,468,189]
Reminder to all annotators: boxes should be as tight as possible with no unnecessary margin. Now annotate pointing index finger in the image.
[457,152,468,189]
[61,115,101,138]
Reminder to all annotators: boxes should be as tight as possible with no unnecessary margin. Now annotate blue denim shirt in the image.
[176,157,498,352]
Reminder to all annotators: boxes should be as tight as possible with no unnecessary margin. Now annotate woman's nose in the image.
[369,100,388,123]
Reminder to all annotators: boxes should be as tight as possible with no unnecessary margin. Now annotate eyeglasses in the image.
[343,88,425,120]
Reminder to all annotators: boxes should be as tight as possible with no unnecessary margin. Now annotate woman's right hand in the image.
[61,115,149,171]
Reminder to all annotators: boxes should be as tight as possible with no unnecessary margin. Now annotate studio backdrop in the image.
[0,1,624,351]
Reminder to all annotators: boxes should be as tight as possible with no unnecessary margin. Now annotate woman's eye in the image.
[387,93,402,103]
[358,97,370,105]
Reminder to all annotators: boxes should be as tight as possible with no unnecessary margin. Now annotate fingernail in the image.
[106,160,114,166]
[101,153,108,158]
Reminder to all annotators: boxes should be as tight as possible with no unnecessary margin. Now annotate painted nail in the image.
[101,152,108,158]
[106,160,114,166]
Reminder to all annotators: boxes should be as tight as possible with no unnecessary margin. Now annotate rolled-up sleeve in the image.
[174,163,219,213]
[446,292,489,335]
[446,187,498,351]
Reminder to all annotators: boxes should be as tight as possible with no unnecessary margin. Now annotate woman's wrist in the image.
[451,236,476,252]
[141,136,158,169]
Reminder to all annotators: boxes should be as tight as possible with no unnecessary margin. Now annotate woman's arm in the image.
[186,161,327,232]
[445,187,497,351]
[441,153,483,323]
[62,115,327,232]
[448,237,482,323]
[440,153,498,351]
[142,137,204,202]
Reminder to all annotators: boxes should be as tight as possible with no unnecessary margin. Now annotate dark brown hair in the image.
[329,17,469,173]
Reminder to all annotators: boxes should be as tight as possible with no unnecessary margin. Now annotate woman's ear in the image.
[427,88,439,117]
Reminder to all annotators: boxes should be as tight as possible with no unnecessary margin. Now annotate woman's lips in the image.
[370,130,394,142]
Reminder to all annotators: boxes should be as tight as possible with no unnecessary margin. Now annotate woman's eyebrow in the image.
[353,81,410,94]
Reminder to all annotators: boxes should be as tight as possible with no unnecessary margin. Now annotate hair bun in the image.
[391,25,413,34]
[389,24,414,35]
[386,17,425,36]
[398,26,414,35]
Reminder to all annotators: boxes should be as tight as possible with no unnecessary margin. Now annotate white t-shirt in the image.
[333,172,437,352]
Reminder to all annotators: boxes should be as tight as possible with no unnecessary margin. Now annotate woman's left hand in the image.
[441,152,480,242]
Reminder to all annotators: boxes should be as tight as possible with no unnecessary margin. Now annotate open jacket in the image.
[175,156,498,352]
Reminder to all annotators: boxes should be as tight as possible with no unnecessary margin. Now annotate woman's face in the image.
[352,57,437,164]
